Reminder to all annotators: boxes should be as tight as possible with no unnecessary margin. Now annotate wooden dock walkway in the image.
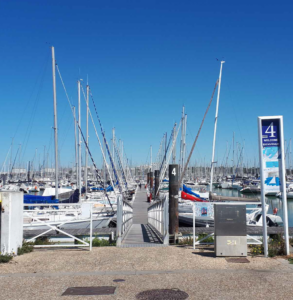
[121,188,165,247]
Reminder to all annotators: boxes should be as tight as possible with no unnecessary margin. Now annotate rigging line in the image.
[9,147,20,178]
[156,121,182,195]
[21,55,50,162]
[220,142,231,168]
[145,147,150,165]
[224,143,232,170]
[80,84,116,193]
[76,121,114,211]
[121,149,134,182]
[159,125,175,175]
[13,51,50,140]
[88,88,125,195]
[113,141,129,191]
[55,64,74,114]
[55,67,114,207]
[186,124,203,163]
[55,64,76,131]
[155,137,163,167]
[0,146,11,173]
[179,80,219,184]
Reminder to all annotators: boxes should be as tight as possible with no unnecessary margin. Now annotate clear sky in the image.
[1,0,293,170]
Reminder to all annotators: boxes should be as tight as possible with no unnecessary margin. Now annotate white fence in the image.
[23,203,93,250]
[116,196,133,246]
[147,196,169,245]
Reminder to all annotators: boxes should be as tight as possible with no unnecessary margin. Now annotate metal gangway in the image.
[116,189,169,247]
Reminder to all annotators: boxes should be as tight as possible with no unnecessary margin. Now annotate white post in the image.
[258,118,268,257]
[73,106,78,185]
[77,80,82,198]
[280,117,290,255]
[90,203,93,251]
[51,46,59,200]
[209,61,225,192]
[193,202,195,250]
[85,85,89,193]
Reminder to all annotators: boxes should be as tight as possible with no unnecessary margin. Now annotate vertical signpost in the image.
[169,164,179,242]
[258,116,289,257]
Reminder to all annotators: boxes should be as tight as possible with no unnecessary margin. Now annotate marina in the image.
[1,1,293,299]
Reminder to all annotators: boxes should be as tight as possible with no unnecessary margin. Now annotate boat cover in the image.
[23,194,58,204]
[91,187,104,191]
[60,189,79,203]
[183,184,201,198]
[181,191,207,202]
[106,185,114,192]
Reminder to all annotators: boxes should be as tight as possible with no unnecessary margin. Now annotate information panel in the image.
[194,202,214,218]
[260,119,281,194]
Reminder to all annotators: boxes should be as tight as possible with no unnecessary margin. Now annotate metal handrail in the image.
[147,196,169,245]
[116,195,133,246]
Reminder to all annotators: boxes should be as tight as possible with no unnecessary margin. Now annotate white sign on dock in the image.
[194,202,214,218]
[258,116,289,256]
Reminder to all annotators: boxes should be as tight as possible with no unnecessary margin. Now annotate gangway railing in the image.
[116,195,133,246]
[147,196,169,245]
[23,203,93,250]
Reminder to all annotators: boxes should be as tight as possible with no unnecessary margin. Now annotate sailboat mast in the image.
[209,60,225,192]
[150,145,152,172]
[77,80,82,197]
[112,127,115,181]
[172,123,176,164]
[85,85,89,192]
[182,114,187,176]
[289,139,292,175]
[51,46,59,199]
[73,106,78,184]
[179,107,184,177]
[232,132,235,177]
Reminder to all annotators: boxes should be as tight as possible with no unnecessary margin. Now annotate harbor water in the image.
[214,187,293,227]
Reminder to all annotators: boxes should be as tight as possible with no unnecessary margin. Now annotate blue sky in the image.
[1,0,293,170]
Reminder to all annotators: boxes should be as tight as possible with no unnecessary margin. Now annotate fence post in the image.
[154,170,160,199]
[150,171,154,200]
[163,196,169,245]
[90,203,93,251]
[169,164,179,243]
[116,196,122,246]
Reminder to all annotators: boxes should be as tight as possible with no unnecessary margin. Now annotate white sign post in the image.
[258,116,289,257]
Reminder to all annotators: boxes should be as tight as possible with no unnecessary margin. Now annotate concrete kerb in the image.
[1,266,292,279]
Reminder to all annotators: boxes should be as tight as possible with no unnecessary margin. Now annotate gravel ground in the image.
[0,245,292,299]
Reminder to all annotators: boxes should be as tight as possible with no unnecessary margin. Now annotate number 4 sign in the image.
[265,122,276,138]
[258,116,289,256]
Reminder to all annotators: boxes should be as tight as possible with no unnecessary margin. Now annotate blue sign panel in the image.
[262,119,280,148]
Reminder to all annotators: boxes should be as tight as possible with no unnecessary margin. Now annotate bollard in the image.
[146,172,150,201]
[149,172,153,201]
[154,170,160,199]
[169,164,179,242]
